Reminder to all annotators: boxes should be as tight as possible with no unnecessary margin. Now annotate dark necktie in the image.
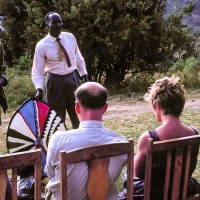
[56,38,71,67]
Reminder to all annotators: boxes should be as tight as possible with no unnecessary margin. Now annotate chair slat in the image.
[171,147,183,199]
[144,139,153,200]
[182,146,192,199]
[60,152,68,200]
[63,141,132,164]
[163,150,172,200]
[12,168,18,200]
[35,151,42,200]
[127,139,134,200]
[87,158,109,200]
[149,135,200,152]
[0,170,8,200]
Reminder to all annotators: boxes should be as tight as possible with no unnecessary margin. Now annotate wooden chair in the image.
[144,135,200,200]
[60,138,134,200]
[0,149,42,200]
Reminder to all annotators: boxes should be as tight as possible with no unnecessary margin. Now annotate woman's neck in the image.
[161,114,181,126]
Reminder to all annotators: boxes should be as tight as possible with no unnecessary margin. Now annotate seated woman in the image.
[119,76,200,199]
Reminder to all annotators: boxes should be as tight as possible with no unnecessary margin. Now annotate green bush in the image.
[122,72,155,93]
[14,55,33,72]
[4,67,35,109]
[168,57,200,88]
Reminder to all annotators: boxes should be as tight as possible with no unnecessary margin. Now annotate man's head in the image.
[45,12,63,38]
[75,82,108,121]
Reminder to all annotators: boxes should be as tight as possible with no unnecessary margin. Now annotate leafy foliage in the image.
[169,57,200,88]
[0,0,197,88]
[55,0,169,85]
[4,67,35,108]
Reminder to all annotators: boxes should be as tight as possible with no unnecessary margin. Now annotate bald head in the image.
[75,82,107,109]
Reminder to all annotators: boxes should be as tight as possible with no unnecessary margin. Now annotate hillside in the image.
[183,0,200,35]
[166,0,200,36]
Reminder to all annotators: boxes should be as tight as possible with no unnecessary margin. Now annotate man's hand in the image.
[0,77,6,86]
[82,74,89,83]
[35,88,43,101]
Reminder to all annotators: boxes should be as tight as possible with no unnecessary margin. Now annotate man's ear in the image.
[102,102,108,114]
[75,101,80,114]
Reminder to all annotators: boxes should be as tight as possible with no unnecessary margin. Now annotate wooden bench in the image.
[144,135,200,200]
[60,139,134,200]
[0,149,42,200]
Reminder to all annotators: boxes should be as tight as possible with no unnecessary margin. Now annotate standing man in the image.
[0,25,8,124]
[32,12,88,129]
[45,82,127,200]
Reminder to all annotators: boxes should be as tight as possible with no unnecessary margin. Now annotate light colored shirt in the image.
[44,120,127,200]
[32,32,87,90]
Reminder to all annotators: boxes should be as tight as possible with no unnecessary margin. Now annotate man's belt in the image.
[47,71,75,78]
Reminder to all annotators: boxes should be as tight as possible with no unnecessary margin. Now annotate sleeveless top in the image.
[149,126,199,140]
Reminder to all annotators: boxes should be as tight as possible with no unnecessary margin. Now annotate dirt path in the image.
[103,97,200,120]
[0,96,200,132]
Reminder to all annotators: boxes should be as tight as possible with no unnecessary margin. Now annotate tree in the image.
[44,0,198,85]
[52,0,168,85]
[0,0,28,66]
[0,0,197,86]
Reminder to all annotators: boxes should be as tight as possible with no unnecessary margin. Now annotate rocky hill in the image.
[166,0,200,36]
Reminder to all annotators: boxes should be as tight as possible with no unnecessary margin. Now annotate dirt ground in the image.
[104,97,200,120]
[1,93,200,133]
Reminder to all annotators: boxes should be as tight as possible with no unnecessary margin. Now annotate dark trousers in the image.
[46,71,80,129]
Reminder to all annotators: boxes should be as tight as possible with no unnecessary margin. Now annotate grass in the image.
[0,96,200,193]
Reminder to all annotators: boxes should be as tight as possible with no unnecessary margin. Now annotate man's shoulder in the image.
[52,129,77,137]
[51,129,82,141]
[104,128,126,141]
[61,32,75,40]
[61,31,74,36]
[50,126,126,144]
[36,35,50,46]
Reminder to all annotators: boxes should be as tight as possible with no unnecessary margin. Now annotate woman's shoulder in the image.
[138,131,152,147]
[158,124,199,140]
[189,126,199,135]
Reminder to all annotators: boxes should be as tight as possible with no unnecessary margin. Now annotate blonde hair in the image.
[144,76,186,117]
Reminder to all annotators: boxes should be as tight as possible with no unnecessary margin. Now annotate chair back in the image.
[60,138,134,200]
[0,149,42,200]
[144,135,200,200]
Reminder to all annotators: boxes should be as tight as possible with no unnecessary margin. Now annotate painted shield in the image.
[6,97,67,167]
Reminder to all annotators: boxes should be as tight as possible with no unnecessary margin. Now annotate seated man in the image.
[45,82,127,200]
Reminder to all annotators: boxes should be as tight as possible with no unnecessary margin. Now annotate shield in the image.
[6,97,67,168]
